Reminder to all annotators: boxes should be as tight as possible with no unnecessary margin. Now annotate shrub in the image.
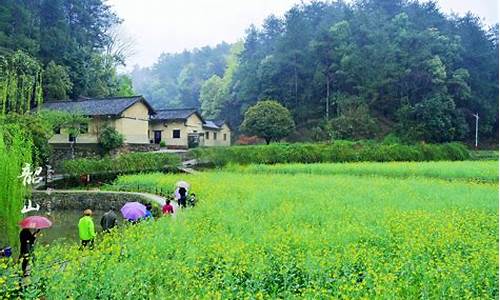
[98,127,124,154]
[192,141,470,167]
[62,152,181,176]
[159,141,166,147]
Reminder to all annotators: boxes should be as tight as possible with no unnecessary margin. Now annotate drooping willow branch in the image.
[0,50,43,116]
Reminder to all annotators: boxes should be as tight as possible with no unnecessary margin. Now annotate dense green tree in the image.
[43,61,72,100]
[0,0,123,100]
[115,75,135,97]
[200,75,224,119]
[240,100,295,144]
[200,42,243,119]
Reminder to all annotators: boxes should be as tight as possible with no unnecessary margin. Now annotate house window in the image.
[79,123,88,134]
[54,127,61,134]
[172,129,181,139]
[223,133,227,141]
[213,132,217,140]
[205,132,209,140]
[68,133,76,143]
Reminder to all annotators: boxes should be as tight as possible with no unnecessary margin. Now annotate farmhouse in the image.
[42,96,154,145]
[40,96,231,149]
[149,108,231,148]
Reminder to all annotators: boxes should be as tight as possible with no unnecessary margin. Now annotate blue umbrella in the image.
[120,202,146,221]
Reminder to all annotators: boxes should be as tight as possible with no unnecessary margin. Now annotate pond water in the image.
[35,210,127,245]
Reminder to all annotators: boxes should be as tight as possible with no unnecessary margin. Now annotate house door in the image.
[154,131,162,144]
[188,133,199,148]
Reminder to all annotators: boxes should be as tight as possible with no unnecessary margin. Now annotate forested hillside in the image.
[133,0,499,144]
[0,0,133,101]
[130,43,231,109]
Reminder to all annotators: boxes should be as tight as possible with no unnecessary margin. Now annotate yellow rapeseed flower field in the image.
[5,161,498,299]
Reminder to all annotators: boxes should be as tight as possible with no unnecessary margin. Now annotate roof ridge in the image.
[44,95,143,103]
[155,108,197,111]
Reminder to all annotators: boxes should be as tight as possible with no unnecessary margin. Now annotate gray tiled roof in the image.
[203,120,219,130]
[213,120,226,127]
[151,108,199,121]
[39,96,154,117]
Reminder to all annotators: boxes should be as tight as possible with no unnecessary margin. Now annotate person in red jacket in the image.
[162,199,174,215]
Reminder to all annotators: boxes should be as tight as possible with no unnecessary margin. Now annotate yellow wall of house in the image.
[115,102,150,144]
[149,113,204,148]
[49,118,101,144]
[203,123,231,147]
[48,102,150,144]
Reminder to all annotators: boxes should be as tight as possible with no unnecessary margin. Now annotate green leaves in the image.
[240,100,295,144]
[98,126,124,154]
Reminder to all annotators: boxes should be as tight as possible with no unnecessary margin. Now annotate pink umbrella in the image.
[19,216,52,229]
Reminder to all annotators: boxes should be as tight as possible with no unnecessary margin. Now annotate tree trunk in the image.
[294,53,298,107]
[265,138,271,145]
[326,74,330,120]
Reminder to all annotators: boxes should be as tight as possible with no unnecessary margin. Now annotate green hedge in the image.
[62,152,181,176]
[192,141,471,167]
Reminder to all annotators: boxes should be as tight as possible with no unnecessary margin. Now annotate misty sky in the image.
[106,0,499,68]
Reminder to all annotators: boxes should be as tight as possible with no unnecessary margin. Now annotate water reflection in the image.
[36,210,125,244]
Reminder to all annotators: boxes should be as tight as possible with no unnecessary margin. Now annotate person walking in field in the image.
[19,228,39,276]
[79,209,96,249]
[177,187,187,208]
[100,205,118,232]
[162,199,174,215]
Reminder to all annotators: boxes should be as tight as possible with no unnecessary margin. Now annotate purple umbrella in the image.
[121,202,146,221]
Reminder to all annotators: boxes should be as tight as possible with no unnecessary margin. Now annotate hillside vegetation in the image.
[133,0,499,144]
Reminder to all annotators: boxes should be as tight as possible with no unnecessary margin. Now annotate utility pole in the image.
[472,113,479,148]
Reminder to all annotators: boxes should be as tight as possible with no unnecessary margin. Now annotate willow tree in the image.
[0,50,41,251]
[0,124,32,252]
[0,50,43,115]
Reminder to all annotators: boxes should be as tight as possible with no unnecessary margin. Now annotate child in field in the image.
[162,199,174,215]
[144,203,154,220]
[188,193,197,207]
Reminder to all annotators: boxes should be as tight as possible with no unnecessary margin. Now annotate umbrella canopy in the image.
[176,181,190,190]
[175,181,190,200]
[19,216,52,229]
[121,202,146,220]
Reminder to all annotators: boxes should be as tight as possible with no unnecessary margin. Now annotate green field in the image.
[225,160,499,183]
[11,161,499,299]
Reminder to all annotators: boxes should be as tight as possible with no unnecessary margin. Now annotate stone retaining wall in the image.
[32,191,158,211]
